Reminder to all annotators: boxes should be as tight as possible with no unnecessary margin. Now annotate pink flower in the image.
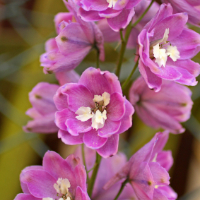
[14,151,90,200]
[75,146,136,199]
[54,67,134,158]
[76,0,142,31]
[40,0,104,74]
[97,0,159,48]
[24,70,79,134]
[105,132,177,200]
[163,0,200,27]
[129,76,193,134]
[138,3,200,92]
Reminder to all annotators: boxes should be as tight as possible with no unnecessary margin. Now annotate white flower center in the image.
[152,28,180,67]
[53,178,72,200]
[107,0,118,8]
[76,92,110,130]
[43,198,54,200]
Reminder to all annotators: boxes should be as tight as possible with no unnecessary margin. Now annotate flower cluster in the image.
[15,0,200,199]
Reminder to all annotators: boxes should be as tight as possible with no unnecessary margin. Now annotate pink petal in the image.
[78,67,111,95]
[23,114,58,134]
[96,134,119,158]
[63,83,94,112]
[66,118,92,136]
[55,109,75,131]
[56,23,91,55]
[149,162,170,185]
[75,186,90,200]
[116,99,134,134]
[157,151,173,171]
[151,13,188,42]
[55,70,80,85]
[98,119,121,137]
[107,93,125,121]
[20,169,57,199]
[107,7,135,31]
[130,162,155,200]
[54,86,69,110]
[58,130,84,145]
[138,58,162,92]
[14,194,40,200]
[29,82,58,115]
[83,129,107,149]
[43,151,77,195]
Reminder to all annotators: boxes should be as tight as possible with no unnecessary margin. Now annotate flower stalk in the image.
[87,152,102,197]
[114,178,129,200]
[122,59,139,90]
[115,0,154,78]
[82,144,89,182]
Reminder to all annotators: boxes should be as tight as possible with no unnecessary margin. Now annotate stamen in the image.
[152,28,180,67]
[54,178,71,199]
[167,45,180,61]
[75,107,93,122]
[92,110,107,130]
[107,0,118,8]
[153,44,168,67]
[76,92,110,130]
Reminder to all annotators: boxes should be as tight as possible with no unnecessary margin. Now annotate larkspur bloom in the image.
[163,0,200,27]
[54,67,134,158]
[105,131,177,200]
[97,0,159,48]
[40,0,104,74]
[76,0,142,31]
[14,151,90,200]
[138,3,200,92]
[75,146,136,200]
[129,76,193,134]
[24,70,79,133]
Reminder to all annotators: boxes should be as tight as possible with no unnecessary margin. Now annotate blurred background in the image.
[0,0,200,199]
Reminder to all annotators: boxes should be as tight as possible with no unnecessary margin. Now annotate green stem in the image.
[115,22,132,77]
[87,153,102,197]
[115,0,154,78]
[96,49,100,69]
[132,0,155,28]
[114,179,129,200]
[122,59,139,90]
[82,144,89,182]
[120,29,124,42]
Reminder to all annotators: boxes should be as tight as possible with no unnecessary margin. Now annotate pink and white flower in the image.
[54,67,134,158]
[76,0,142,31]
[24,70,79,134]
[14,151,90,200]
[129,76,193,134]
[138,3,200,92]
[105,131,177,199]
[40,0,104,74]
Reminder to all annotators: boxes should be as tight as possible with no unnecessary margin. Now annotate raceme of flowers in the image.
[15,0,200,200]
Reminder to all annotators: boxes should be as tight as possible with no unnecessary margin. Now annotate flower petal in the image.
[83,129,107,149]
[14,194,40,200]
[66,118,92,136]
[98,119,121,137]
[20,169,57,199]
[96,134,119,158]
[78,67,111,95]
[58,130,84,145]
[55,109,76,131]
[62,83,94,112]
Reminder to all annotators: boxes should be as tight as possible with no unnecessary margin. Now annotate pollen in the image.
[152,28,180,67]
[107,0,118,8]
[53,178,72,200]
[76,92,110,130]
